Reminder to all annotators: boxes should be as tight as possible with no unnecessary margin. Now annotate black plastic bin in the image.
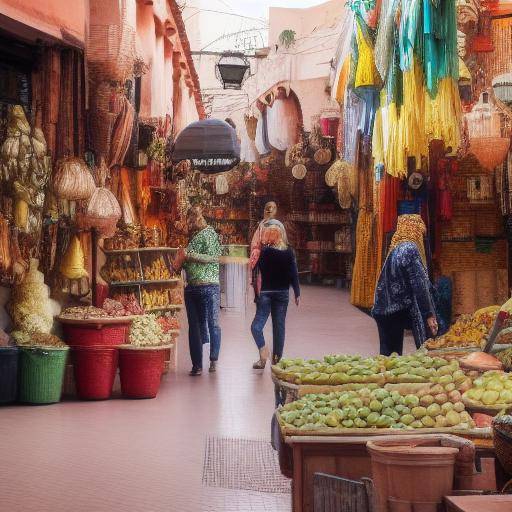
[0,346,19,403]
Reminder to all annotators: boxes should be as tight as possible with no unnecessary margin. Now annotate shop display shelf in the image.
[101,247,179,255]
[109,279,180,287]
[145,305,183,312]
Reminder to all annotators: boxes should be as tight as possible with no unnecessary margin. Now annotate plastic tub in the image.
[0,347,19,404]
[73,346,118,400]
[63,323,128,347]
[19,347,69,404]
[118,346,167,399]
[367,437,460,512]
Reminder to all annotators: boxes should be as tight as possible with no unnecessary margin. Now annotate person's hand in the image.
[295,296,300,307]
[427,316,438,336]
[173,248,186,270]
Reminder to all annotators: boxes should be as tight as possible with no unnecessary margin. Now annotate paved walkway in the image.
[0,286,414,512]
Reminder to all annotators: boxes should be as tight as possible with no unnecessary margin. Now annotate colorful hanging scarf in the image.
[388,214,427,267]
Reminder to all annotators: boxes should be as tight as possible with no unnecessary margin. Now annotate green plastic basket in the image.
[19,347,69,404]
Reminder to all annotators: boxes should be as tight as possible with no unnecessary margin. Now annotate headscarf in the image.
[261,218,288,246]
[388,214,427,267]
[261,224,287,250]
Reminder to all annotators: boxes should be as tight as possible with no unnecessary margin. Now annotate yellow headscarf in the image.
[388,214,427,267]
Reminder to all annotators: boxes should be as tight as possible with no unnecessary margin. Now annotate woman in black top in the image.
[251,225,300,369]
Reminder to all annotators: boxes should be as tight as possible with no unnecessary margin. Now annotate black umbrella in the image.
[172,119,240,174]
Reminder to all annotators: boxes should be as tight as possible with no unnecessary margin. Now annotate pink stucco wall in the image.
[0,0,87,45]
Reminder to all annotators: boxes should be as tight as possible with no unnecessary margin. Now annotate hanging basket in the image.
[215,174,229,195]
[337,170,352,209]
[314,148,332,165]
[292,163,307,180]
[470,137,510,171]
[53,157,96,201]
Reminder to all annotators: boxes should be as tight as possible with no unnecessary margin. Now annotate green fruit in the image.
[342,419,354,428]
[487,379,504,392]
[294,418,306,427]
[434,393,449,405]
[411,420,424,429]
[446,410,461,427]
[372,389,389,401]
[382,407,400,420]
[351,398,363,409]
[453,402,465,413]
[411,406,427,419]
[466,388,483,401]
[369,400,383,412]
[382,397,395,409]
[325,413,339,427]
[499,390,512,403]
[367,412,380,425]
[438,365,453,376]
[358,407,371,418]
[390,391,402,403]
[441,402,454,414]
[420,395,434,407]
[444,383,456,392]
[376,415,393,428]
[354,418,367,428]
[435,415,447,428]
[400,414,414,426]
[404,395,420,407]
[421,416,435,427]
[482,390,499,405]
[329,399,339,409]
[438,375,454,386]
[426,403,441,417]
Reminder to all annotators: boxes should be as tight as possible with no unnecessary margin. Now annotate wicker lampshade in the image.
[470,137,510,171]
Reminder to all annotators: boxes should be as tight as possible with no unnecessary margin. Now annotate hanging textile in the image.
[109,96,136,168]
[332,11,356,103]
[374,0,399,82]
[255,103,271,156]
[120,167,137,225]
[437,157,457,222]
[354,19,381,90]
[266,89,300,151]
[343,90,364,163]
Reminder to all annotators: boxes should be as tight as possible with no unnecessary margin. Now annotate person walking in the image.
[372,214,438,356]
[251,225,300,369]
[173,206,221,376]
[249,201,288,299]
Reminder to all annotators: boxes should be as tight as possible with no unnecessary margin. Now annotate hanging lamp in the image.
[466,91,510,171]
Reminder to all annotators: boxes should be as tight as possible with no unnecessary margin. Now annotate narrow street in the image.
[0,287,412,512]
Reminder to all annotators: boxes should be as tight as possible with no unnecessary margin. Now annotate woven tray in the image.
[117,344,174,351]
[57,316,139,326]
[277,412,491,439]
[462,396,512,415]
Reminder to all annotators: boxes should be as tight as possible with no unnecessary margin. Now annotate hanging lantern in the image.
[215,52,250,90]
[466,91,510,171]
[53,157,96,201]
[493,73,512,106]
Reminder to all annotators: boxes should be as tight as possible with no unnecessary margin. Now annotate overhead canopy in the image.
[172,119,240,174]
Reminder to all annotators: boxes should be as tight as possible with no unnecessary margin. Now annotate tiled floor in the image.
[0,286,416,512]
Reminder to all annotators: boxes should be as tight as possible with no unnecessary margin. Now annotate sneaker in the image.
[189,366,202,376]
[209,361,217,373]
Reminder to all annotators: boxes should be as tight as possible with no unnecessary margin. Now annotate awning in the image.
[171,119,240,174]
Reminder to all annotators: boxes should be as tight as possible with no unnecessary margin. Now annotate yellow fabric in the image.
[372,107,384,167]
[335,57,351,104]
[459,57,471,81]
[60,235,88,280]
[355,22,381,89]
[388,214,427,267]
[425,77,462,151]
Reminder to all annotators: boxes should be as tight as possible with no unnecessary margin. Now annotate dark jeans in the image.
[251,290,289,359]
[374,310,411,356]
[185,284,221,369]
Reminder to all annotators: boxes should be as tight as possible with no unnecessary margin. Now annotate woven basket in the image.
[493,419,512,476]
[19,347,69,404]
[0,347,18,404]
[88,8,136,83]
[119,346,166,399]
[63,324,128,347]
[73,346,118,400]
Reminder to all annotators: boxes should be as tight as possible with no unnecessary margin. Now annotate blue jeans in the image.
[251,291,289,359]
[185,284,221,369]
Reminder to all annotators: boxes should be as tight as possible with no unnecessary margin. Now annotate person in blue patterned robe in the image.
[372,214,438,355]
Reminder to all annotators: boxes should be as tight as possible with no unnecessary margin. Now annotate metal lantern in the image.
[215,52,250,90]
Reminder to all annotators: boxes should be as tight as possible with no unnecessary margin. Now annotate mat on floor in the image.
[202,436,291,494]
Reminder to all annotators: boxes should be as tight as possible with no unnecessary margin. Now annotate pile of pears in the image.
[463,370,512,407]
[279,385,475,431]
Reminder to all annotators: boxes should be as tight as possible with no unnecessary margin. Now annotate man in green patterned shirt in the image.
[174,206,222,376]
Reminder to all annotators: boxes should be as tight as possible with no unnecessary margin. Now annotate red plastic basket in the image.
[63,324,128,347]
[73,346,118,400]
[118,347,165,399]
